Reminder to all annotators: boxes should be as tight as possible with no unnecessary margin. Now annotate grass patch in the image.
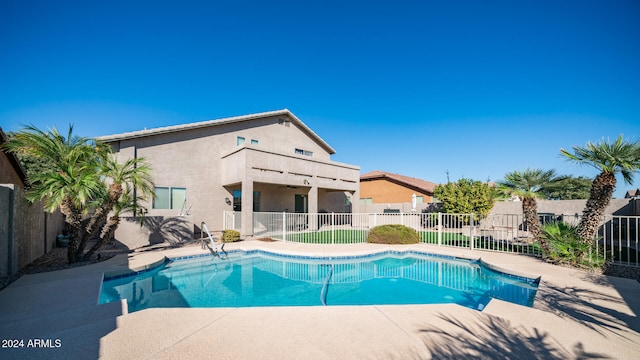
[284,230,367,244]
[279,228,541,255]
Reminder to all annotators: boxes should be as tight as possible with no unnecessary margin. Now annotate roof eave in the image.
[96,109,336,155]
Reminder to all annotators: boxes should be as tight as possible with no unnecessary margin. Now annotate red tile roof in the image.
[360,170,437,194]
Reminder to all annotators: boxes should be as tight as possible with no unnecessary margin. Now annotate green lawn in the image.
[283,229,367,244]
[279,229,541,255]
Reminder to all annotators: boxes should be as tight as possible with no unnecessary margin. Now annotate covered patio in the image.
[221,145,360,237]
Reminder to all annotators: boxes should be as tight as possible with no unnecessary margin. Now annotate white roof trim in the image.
[97,109,336,154]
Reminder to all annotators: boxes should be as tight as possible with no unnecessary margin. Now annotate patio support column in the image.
[350,188,360,213]
[308,185,318,231]
[241,179,254,238]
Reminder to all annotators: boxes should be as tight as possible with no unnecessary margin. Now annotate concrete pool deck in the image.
[0,240,639,359]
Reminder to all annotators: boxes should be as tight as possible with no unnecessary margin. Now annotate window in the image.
[153,187,187,209]
[416,196,424,203]
[237,136,245,146]
[154,187,170,209]
[233,190,261,211]
[359,198,373,204]
[295,148,313,157]
[251,139,259,145]
[171,188,187,210]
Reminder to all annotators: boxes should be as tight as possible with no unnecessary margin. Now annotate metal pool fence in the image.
[223,211,640,267]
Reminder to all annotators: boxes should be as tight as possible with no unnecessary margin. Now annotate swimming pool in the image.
[99,250,539,312]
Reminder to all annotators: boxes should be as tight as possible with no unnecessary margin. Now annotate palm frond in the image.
[561,134,640,185]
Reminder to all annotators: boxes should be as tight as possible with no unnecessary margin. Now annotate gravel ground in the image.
[0,242,130,292]
[604,263,640,281]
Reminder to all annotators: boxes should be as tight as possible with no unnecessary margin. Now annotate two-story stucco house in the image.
[98,110,360,246]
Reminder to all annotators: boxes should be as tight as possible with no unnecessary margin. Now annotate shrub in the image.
[540,222,605,269]
[367,225,420,244]
[222,230,241,243]
[433,178,497,218]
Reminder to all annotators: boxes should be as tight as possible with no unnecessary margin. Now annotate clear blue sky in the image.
[2,0,639,198]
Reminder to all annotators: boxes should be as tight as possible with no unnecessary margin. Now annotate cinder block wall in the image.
[359,198,637,217]
[491,198,634,216]
[0,184,65,276]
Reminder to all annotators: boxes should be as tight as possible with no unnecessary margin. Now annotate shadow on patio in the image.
[535,273,640,337]
[0,267,125,359]
[418,312,610,359]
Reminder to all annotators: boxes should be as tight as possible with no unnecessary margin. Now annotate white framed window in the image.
[251,139,259,145]
[237,136,245,146]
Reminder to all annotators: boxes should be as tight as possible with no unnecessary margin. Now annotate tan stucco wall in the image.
[360,178,433,204]
[106,114,360,246]
[490,198,635,216]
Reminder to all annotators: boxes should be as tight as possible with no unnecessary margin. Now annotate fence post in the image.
[282,212,286,242]
[222,211,226,231]
[470,213,475,250]
[331,212,335,245]
[438,212,442,246]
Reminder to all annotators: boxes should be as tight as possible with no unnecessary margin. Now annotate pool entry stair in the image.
[201,222,227,257]
[320,264,334,306]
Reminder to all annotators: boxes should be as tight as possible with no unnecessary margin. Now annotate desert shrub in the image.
[222,230,241,243]
[434,178,497,218]
[540,222,605,269]
[367,225,420,244]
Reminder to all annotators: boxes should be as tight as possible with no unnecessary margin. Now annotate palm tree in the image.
[561,135,640,243]
[4,125,155,263]
[78,155,154,260]
[498,168,561,255]
[83,186,151,260]
[4,126,103,263]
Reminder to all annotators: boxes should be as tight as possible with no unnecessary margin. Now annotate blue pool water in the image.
[99,250,539,312]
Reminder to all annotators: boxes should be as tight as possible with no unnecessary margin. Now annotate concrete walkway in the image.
[0,241,639,359]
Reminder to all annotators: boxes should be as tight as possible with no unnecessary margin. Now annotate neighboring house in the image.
[0,128,27,187]
[626,188,640,199]
[360,170,436,207]
[1,128,64,276]
[98,110,360,245]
